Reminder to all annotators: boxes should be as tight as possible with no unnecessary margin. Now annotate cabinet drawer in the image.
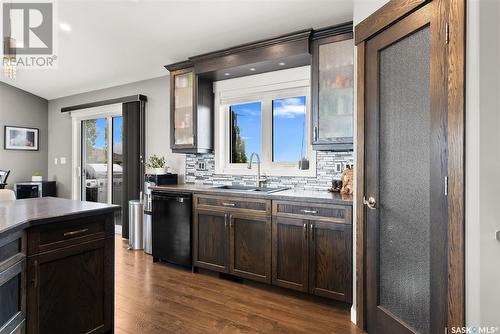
[0,256,26,334]
[194,194,270,215]
[27,214,114,255]
[0,232,25,269]
[272,201,351,224]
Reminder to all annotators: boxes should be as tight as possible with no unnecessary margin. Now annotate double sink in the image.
[211,185,288,194]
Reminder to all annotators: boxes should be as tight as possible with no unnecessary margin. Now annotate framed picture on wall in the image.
[4,126,39,151]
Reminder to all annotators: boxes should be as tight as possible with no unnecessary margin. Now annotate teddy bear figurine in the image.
[340,165,354,195]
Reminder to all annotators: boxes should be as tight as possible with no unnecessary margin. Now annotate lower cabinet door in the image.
[272,216,309,292]
[229,213,271,283]
[193,209,228,272]
[309,221,352,302]
[26,238,113,334]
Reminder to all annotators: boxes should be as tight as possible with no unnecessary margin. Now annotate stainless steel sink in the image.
[211,185,288,194]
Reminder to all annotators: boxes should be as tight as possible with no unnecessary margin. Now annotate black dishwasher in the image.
[151,191,192,268]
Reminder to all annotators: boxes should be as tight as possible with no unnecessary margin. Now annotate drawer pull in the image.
[33,260,39,288]
[222,202,236,207]
[300,209,318,215]
[63,228,89,237]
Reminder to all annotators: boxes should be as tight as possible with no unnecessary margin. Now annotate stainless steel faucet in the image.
[247,152,265,188]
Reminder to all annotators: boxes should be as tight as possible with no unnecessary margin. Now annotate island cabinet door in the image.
[272,216,309,292]
[228,213,271,283]
[308,221,352,303]
[26,237,114,334]
[193,209,228,273]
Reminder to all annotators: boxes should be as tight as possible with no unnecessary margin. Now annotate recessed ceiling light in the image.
[278,62,286,66]
[249,68,256,71]
[59,22,72,32]
[224,72,230,76]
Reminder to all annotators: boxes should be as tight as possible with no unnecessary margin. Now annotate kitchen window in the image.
[214,66,315,177]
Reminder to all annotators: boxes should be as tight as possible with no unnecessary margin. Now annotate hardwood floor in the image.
[115,236,364,334]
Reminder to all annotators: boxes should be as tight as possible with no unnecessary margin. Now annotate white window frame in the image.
[214,66,316,177]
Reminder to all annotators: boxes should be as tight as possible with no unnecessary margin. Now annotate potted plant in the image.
[32,171,42,182]
[145,155,169,175]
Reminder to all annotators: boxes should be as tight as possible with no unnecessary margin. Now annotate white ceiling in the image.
[0,0,353,100]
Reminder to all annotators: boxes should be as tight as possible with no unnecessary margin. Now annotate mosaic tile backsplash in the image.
[185,151,354,191]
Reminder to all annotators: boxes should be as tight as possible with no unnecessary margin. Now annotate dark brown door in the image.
[193,209,228,272]
[364,2,448,334]
[229,213,271,283]
[26,238,113,334]
[309,221,352,302]
[272,216,309,292]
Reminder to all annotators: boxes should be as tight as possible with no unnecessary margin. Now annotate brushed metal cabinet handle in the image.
[33,260,39,288]
[64,228,89,237]
[300,209,318,215]
[303,223,307,240]
[222,202,236,207]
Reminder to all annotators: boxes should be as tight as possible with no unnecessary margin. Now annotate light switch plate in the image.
[54,158,58,165]
[60,157,67,165]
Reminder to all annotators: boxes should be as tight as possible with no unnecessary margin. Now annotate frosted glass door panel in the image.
[378,27,431,334]
[318,39,353,141]
[174,72,194,145]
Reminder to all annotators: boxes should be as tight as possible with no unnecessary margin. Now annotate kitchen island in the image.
[0,197,119,334]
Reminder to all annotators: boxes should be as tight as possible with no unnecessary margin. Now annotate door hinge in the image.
[445,23,449,45]
[444,176,448,196]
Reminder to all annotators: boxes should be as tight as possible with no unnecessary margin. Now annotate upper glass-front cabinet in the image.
[168,64,213,154]
[173,70,194,147]
[312,32,354,151]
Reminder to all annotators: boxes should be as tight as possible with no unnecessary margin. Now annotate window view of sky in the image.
[230,101,262,163]
[273,96,306,162]
[94,118,108,149]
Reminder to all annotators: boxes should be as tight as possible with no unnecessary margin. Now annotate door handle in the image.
[310,223,314,241]
[363,196,377,210]
[224,213,228,229]
[229,215,233,229]
[303,223,307,240]
[222,202,235,207]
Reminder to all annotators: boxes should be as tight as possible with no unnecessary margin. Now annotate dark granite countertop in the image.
[0,197,120,239]
[150,184,353,206]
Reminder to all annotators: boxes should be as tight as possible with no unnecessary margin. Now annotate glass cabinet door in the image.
[173,71,194,146]
[313,36,354,150]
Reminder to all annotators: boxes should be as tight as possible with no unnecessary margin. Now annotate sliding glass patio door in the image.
[81,115,123,231]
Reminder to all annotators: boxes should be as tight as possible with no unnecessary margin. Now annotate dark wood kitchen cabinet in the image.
[272,216,309,292]
[309,220,352,302]
[311,24,354,151]
[229,213,271,283]
[165,61,213,154]
[193,195,271,283]
[272,200,352,303]
[26,213,114,334]
[193,209,228,272]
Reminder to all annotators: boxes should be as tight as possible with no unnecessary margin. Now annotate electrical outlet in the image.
[198,162,206,170]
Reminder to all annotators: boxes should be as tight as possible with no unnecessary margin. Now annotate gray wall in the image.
[48,75,185,199]
[0,82,48,188]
